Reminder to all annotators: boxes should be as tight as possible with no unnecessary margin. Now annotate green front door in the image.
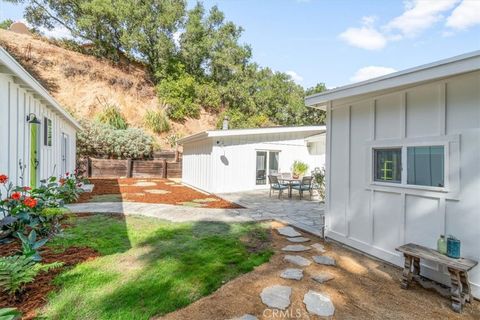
[30,125,39,188]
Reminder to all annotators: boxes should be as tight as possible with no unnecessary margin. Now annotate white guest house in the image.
[179,126,326,193]
[0,47,80,188]
[306,51,480,297]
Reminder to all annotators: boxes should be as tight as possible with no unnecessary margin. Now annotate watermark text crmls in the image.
[262,308,310,319]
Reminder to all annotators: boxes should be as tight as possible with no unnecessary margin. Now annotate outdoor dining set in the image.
[267,174,314,200]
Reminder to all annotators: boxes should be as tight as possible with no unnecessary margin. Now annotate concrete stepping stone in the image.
[303,290,335,317]
[286,237,310,243]
[284,255,312,267]
[311,243,326,253]
[133,181,157,187]
[145,189,170,194]
[282,245,311,252]
[312,272,335,284]
[277,226,301,237]
[229,315,258,320]
[313,256,336,266]
[260,285,292,310]
[280,268,304,280]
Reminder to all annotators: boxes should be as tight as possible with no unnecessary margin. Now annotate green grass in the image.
[42,214,273,320]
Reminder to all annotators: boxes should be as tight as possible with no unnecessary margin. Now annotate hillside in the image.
[0,29,218,149]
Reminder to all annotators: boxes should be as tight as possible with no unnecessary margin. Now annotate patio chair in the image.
[291,176,313,199]
[268,175,288,199]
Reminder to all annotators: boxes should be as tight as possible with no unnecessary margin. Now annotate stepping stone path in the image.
[260,285,292,310]
[311,243,326,253]
[282,245,311,252]
[276,226,302,237]
[312,272,335,284]
[145,189,170,194]
[286,237,310,243]
[280,268,304,280]
[133,181,157,187]
[229,315,258,320]
[313,255,336,266]
[284,255,312,267]
[303,290,335,317]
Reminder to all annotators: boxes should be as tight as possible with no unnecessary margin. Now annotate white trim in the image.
[306,50,480,108]
[178,126,326,144]
[0,47,81,131]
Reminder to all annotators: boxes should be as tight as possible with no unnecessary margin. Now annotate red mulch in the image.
[78,178,243,209]
[0,240,99,319]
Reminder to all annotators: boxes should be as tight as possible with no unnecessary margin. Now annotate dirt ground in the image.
[0,240,99,319]
[158,221,480,320]
[78,178,243,209]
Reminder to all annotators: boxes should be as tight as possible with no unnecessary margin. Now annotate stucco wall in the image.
[326,70,480,297]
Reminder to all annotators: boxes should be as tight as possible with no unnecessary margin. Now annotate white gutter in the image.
[305,50,480,109]
[0,46,81,130]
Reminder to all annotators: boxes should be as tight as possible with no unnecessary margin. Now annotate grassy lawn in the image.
[41,214,273,320]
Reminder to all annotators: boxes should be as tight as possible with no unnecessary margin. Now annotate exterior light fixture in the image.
[26,113,41,125]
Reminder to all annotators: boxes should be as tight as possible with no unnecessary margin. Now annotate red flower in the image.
[59,178,66,185]
[23,197,37,208]
[0,174,8,184]
[11,192,21,200]
[23,186,31,191]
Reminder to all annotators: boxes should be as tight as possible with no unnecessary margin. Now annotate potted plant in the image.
[291,161,309,179]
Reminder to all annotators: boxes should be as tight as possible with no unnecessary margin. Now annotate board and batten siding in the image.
[182,131,325,194]
[326,70,480,297]
[0,73,77,187]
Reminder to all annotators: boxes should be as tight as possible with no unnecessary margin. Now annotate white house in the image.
[306,51,480,297]
[0,47,80,188]
[178,126,326,193]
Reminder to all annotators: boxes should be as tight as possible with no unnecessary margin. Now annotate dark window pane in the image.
[374,148,402,183]
[407,146,444,187]
[256,151,267,185]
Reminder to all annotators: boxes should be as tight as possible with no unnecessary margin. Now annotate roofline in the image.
[305,50,480,109]
[178,125,326,144]
[0,47,81,130]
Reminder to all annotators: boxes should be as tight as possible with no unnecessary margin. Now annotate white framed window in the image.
[367,135,458,193]
[43,117,52,147]
[255,150,280,185]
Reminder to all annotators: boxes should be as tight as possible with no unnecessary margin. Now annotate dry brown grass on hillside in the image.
[0,30,218,148]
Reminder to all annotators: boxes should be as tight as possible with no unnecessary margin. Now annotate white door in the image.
[255,150,280,186]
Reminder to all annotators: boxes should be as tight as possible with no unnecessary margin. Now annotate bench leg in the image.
[460,271,472,304]
[448,268,464,313]
[401,254,413,289]
[412,257,420,276]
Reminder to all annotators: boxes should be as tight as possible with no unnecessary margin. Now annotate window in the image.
[255,151,280,185]
[407,146,444,187]
[44,117,52,146]
[374,148,402,183]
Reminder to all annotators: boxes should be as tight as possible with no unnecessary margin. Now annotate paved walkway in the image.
[67,190,324,236]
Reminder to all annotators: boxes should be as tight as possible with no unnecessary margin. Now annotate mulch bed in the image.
[0,240,99,319]
[78,178,243,209]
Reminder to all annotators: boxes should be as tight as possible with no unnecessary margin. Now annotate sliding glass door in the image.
[256,151,280,185]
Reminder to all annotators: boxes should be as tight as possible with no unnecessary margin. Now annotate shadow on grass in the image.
[44,216,273,320]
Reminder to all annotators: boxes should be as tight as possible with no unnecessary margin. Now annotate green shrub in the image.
[157,75,201,121]
[17,230,48,262]
[77,120,154,159]
[216,110,271,129]
[144,109,171,133]
[291,160,309,178]
[95,105,128,129]
[311,167,326,200]
[0,307,22,320]
[0,256,63,296]
[195,82,222,112]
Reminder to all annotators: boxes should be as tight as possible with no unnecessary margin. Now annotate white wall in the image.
[182,131,326,194]
[0,73,77,188]
[326,70,480,297]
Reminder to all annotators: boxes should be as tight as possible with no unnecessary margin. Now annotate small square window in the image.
[407,146,444,187]
[374,148,402,183]
[44,117,52,147]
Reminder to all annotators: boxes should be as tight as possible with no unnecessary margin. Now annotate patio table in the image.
[279,178,301,198]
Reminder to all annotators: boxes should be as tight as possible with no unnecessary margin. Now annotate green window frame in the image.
[373,148,402,183]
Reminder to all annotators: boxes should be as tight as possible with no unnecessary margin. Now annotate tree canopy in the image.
[9,0,327,127]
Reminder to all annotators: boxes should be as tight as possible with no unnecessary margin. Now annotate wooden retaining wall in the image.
[86,158,182,178]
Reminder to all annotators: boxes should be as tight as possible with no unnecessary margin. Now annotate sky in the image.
[1,0,479,89]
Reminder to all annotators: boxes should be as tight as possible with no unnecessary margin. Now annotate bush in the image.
[157,74,201,121]
[195,82,222,112]
[216,109,271,129]
[311,167,326,200]
[16,230,48,262]
[0,256,63,297]
[291,160,309,178]
[144,109,171,133]
[77,120,154,159]
[95,105,128,129]
[0,307,22,320]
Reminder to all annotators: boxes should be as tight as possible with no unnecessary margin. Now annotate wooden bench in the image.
[396,243,478,313]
